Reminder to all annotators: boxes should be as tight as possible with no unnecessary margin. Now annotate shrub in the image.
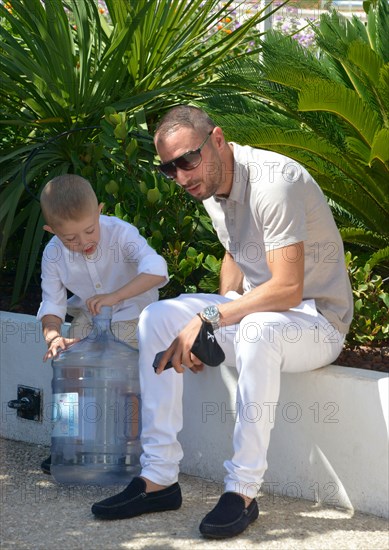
[0,0,272,303]
[204,0,389,272]
[345,252,389,345]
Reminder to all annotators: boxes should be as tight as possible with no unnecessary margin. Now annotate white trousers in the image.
[138,293,345,498]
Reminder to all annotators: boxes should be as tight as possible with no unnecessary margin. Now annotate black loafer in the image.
[41,455,51,475]
[199,492,259,539]
[91,476,182,520]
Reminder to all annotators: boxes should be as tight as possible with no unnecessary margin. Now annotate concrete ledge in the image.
[179,363,388,518]
[1,311,54,445]
[1,311,388,518]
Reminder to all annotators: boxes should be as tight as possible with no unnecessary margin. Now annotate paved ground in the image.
[1,438,388,550]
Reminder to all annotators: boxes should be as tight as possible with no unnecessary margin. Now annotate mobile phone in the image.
[153,351,174,372]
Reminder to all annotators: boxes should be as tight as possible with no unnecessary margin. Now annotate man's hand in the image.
[43,336,80,362]
[155,314,204,375]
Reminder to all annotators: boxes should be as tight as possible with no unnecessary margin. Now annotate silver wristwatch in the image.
[200,305,221,330]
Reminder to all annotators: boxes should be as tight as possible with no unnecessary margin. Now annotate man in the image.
[92,105,353,539]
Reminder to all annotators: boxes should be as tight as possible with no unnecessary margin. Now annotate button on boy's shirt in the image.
[37,215,169,323]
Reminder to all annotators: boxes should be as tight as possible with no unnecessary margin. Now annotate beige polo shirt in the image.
[203,143,353,334]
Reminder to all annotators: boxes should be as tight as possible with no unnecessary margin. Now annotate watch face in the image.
[203,305,219,322]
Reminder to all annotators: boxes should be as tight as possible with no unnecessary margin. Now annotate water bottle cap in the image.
[94,306,113,319]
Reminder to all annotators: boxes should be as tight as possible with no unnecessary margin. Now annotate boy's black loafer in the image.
[91,476,182,520]
[41,455,51,475]
[199,492,259,539]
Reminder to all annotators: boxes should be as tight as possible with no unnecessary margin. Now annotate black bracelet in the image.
[46,335,61,347]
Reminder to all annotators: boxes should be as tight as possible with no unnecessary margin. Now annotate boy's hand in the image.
[43,336,79,362]
[86,293,117,316]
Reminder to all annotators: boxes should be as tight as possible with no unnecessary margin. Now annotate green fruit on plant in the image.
[147,187,161,203]
[139,181,148,194]
[105,180,119,194]
[108,113,121,125]
[114,122,128,140]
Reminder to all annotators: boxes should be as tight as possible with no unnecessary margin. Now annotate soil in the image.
[336,344,388,373]
[0,274,387,373]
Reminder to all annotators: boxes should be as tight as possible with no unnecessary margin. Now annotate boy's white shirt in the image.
[37,215,169,323]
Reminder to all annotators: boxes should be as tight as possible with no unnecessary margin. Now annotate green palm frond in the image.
[366,0,389,62]
[377,64,389,120]
[207,0,389,271]
[327,198,364,226]
[219,120,345,166]
[370,128,389,164]
[260,31,333,84]
[340,227,389,249]
[1,0,277,303]
[347,40,384,84]
[368,246,389,269]
[212,110,387,229]
[298,82,380,146]
[339,227,389,271]
[315,9,368,57]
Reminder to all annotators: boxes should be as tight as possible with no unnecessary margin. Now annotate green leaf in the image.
[186,247,198,258]
[379,292,389,308]
[298,82,380,146]
[369,128,389,164]
[367,246,389,268]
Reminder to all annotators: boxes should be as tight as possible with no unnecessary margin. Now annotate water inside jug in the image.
[50,306,141,485]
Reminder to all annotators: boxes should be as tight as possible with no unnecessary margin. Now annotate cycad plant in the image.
[0,0,276,304]
[204,0,389,272]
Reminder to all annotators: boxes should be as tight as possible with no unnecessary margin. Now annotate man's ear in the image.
[213,126,225,149]
[43,224,55,234]
[98,202,104,214]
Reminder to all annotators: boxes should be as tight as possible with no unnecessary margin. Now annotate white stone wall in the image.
[1,311,388,518]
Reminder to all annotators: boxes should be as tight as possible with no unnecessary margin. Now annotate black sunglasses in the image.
[156,130,214,179]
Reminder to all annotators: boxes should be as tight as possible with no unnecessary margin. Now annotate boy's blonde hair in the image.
[40,174,98,226]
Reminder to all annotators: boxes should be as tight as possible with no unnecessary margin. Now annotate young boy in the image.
[37,174,168,358]
[37,174,168,473]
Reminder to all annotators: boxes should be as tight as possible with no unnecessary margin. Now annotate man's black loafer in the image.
[41,455,51,475]
[199,492,259,539]
[91,476,182,520]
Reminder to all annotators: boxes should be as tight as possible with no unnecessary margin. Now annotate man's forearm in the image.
[219,252,244,295]
[217,243,305,327]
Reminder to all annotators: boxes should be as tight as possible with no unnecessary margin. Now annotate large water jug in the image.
[50,306,141,485]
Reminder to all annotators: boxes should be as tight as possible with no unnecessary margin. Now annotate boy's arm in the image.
[41,314,62,345]
[38,243,68,335]
[86,273,166,316]
[41,314,79,362]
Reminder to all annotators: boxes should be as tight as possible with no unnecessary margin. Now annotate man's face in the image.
[155,127,226,201]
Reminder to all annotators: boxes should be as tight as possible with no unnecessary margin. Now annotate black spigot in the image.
[7,385,42,421]
[8,396,36,411]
